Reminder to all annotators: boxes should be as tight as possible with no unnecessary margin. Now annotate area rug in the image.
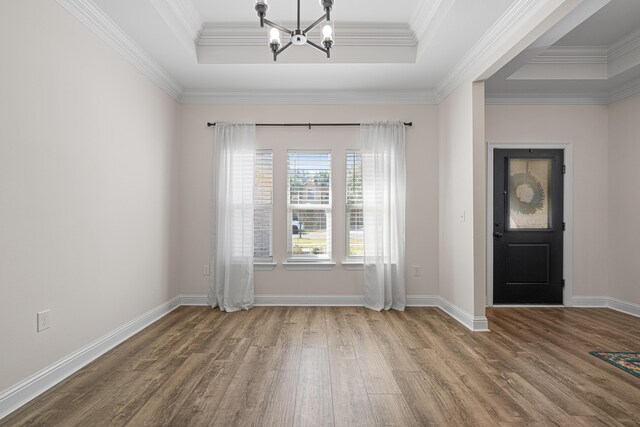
[590,352,640,378]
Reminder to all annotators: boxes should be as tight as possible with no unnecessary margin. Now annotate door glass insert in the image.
[508,159,551,229]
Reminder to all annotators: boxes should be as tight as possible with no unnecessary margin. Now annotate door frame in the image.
[486,141,573,307]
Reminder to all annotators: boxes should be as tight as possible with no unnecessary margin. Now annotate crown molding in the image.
[409,0,443,41]
[149,0,203,55]
[198,22,416,47]
[435,0,563,102]
[530,46,607,64]
[485,95,609,105]
[180,89,437,105]
[609,75,640,104]
[486,75,640,105]
[607,27,640,62]
[166,0,202,41]
[56,0,183,101]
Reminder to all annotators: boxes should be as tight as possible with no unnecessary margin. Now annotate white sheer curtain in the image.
[361,122,406,311]
[209,123,256,312]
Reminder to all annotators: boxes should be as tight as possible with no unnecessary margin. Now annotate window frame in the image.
[286,149,333,262]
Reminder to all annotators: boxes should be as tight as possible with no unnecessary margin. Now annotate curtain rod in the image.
[207,122,412,129]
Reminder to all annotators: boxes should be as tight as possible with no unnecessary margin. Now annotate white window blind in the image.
[254,150,273,260]
[287,151,332,260]
[346,151,363,258]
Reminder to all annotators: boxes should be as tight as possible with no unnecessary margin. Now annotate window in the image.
[287,151,332,260]
[346,151,363,258]
[254,150,273,260]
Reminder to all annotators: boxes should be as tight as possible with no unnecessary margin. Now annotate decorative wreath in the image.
[509,173,545,215]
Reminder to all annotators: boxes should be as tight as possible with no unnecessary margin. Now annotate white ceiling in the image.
[90,0,516,92]
[555,0,640,47]
[486,0,640,103]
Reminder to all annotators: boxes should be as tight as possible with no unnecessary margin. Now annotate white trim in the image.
[486,142,574,307]
[435,0,558,102]
[282,261,337,271]
[409,0,443,42]
[438,297,490,332]
[529,46,607,64]
[0,296,182,421]
[198,22,416,48]
[485,95,610,105]
[161,0,202,42]
[148,0,203,56]
[180,89,437,105]
[55,0,183,101]
[608,75,640,104]
[572,296,640,318]
[607,27,640,63]
[608,298,640,317]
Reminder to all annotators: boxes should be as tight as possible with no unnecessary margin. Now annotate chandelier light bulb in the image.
[269,28,281,44]
[322,21,334,41]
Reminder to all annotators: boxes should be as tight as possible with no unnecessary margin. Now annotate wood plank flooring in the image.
[2,306,639,426]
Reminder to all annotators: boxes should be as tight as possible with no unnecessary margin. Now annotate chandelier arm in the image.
[297,0,301,31]
[304,14,328,34]
[275,41,293,57]
[306,39,328,54]
[263,18,293,35]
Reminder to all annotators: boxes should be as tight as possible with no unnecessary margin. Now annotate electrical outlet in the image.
[37,310,50,332]
[203,265,210,276]
[413,266,421,277]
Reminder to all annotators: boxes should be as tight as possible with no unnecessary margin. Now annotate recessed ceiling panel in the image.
[192,0,422,23]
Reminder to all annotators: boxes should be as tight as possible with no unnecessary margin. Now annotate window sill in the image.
[254,262,277,271]
[341,259,364,270]
[282,261,336,271]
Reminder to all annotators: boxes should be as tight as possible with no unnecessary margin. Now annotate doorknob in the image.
[494,232,503,238]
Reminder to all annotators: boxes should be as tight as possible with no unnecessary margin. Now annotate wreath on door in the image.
[509,173,545,215]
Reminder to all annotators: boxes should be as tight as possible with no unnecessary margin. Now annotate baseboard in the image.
[608,297,640,317]
[438,297,490,332]
[0,296,182,421]
[572,296,640,318]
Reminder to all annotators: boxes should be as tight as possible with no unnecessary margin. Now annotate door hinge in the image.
[562,164,566,174]
[562,279,566,288]
[562,222,566,231]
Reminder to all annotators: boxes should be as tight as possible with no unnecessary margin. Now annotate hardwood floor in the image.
[2,306,639,426]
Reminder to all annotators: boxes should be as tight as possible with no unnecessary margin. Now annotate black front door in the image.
[493,149,564,304]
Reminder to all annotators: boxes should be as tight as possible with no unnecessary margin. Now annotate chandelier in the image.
[254,0,335,61]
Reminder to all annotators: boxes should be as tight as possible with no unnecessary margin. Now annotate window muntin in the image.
[346,151,363,259]
[287,151,332,260]
[254,150,273,260]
